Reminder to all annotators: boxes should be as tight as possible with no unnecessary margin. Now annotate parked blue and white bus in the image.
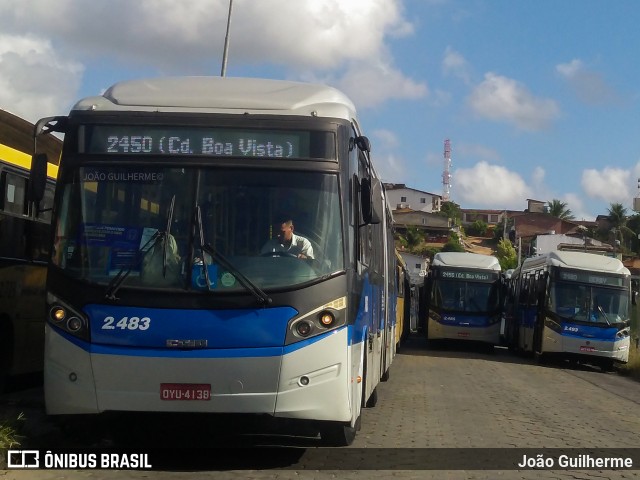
[505,251,630,370]
[33,76,397,445]
[425,252,503,347]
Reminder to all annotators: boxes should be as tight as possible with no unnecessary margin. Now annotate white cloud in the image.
[332,62,427,109]
[0,0,421,117]
[241,0,413,69]
[373,129,400,149]
[453,161,532,209]
[562,193,594,221]
[556,59,584,78]
[429,89,452,107]
[442,46,471,84]
[371,129,406,182]
[532,166,545,186]
[0,0,413,72]
[467,73,560,131]
[556,58,618,105]
[0,34,83,122]
[582,164,639,206]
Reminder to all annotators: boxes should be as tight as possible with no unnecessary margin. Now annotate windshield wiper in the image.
[104,230,164,300]
[161,195,176,277]
[104,195,176,301]
[196,205,272,305]
[597,306,611,326]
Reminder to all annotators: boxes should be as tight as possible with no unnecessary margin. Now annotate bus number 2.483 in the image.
[101,316,151,330]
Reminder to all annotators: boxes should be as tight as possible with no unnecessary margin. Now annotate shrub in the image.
[466,220,488,237]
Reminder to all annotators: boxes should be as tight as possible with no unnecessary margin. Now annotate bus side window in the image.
[2,171,28,215]
[519,276,529,305]
[38,183,55,222]
[528,275,538,307]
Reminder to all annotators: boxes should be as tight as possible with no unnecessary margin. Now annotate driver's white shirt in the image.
[260,233,314,258]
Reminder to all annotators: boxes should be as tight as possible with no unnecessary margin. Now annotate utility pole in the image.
[503,210,507,239]
[220,0,234,77]
[442,139,452,202]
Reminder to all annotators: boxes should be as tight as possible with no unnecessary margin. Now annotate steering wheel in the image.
[260,251,298,258]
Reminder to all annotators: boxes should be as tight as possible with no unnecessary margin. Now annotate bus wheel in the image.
[0,321,12,393]
[319,421,357,446]
[534,351,546,365]
[381,366,390,382]
[600,360,615,373]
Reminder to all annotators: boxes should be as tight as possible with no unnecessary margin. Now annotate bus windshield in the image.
[52,166,343,291]
[551,281,629,325]
[432,279,501,313]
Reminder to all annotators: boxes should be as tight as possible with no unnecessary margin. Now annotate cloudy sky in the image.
[1,0,639,220]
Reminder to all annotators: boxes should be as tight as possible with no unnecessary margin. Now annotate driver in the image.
[260,219,314,259]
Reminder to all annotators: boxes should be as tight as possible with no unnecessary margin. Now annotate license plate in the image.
[160,383,211,401]
[457,332,470,337]
[580,346,596,352]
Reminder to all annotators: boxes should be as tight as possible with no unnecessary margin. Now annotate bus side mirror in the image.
[29,153,48,203]
[360,177,382,225]
[355,136,371,153]
[370,177,382,224]
[360,178,373,224]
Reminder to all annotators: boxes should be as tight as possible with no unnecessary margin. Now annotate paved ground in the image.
[2,335,640,479]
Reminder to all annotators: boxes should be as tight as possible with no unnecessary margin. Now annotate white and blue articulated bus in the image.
[505,251,630,370]
[33,76,397,445]
[425,252,503,347]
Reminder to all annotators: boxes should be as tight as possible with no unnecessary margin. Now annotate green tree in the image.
[626,213,640,252]
[398,226,423,252]
[441,232,465,252]
[547,199,575,220]
[438,201,461,225]
[608,202,635,251]
[496,238,518,270]
[466,220,488,236]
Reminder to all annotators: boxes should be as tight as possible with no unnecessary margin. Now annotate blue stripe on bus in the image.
[62,276,375,357]
[282,325,350,355]
[85,304,298,349]
[90,343,285,358]
[55,324,352,358]
[559,323,620,341]
[438,314,496,327]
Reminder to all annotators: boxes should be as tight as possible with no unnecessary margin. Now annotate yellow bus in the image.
[394,250,410,349]
[0,110,59,390]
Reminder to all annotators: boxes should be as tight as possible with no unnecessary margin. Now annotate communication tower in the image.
[442,139,452,202]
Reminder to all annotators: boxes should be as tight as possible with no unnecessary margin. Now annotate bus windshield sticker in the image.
[109,248,141,276]
[79,224,145,276]
[80,224,140,247]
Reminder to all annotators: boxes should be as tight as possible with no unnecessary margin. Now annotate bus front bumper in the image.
[44,324,354,422]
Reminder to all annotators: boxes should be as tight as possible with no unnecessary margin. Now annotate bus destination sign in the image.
[558,270,625,287]
[85,126,315,158]
[439,270,494,281]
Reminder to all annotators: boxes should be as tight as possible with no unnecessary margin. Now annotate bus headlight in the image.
[296,321,312,337]
[617,328,630,339]
[319,311,335,327]
[47,292,90,341]
[286,297,347,345]
[67,317,83,332]
[50,307,66,323]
